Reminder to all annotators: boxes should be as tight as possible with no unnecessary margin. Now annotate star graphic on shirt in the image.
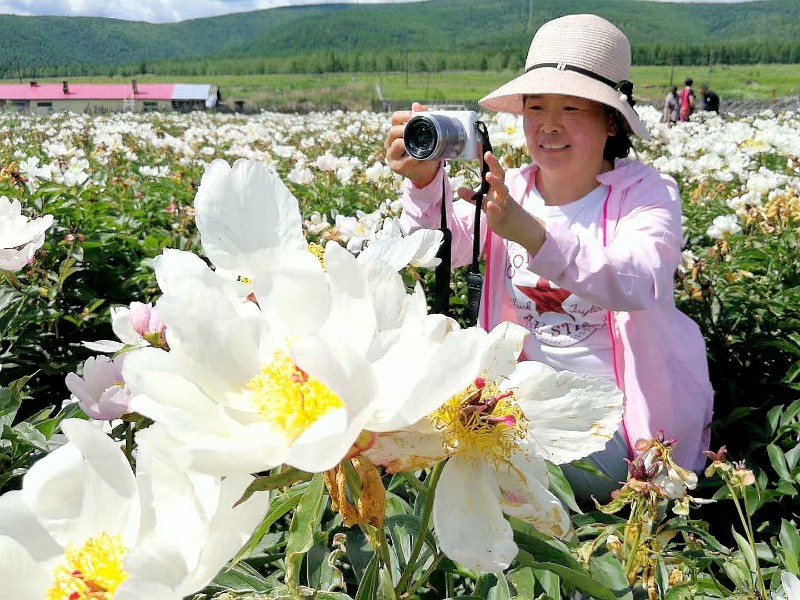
[516,277,572,316]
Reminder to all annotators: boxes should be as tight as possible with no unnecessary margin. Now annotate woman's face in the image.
[522,94,614,182]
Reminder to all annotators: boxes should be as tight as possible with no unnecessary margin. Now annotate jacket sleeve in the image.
[398,166,486,269]
[528,173,683,312]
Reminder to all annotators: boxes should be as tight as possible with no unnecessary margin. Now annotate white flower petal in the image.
[362,424,447,473]
[195,158,307,271]
[433,456,518,573]
[480,322,527,381]
[0,536,50,597]
[495,453,570,538]
[20,419,139,547]
[507,361,624,464]
[0,491,62,560]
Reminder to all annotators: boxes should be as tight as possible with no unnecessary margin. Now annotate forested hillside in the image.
[0,0,798,79]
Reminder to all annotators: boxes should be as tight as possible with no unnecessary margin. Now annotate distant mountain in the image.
[0,0,798,77]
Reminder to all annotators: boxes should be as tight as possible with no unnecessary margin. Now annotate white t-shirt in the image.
[504,184,614,378]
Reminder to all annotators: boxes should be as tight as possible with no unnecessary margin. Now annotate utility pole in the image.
[527,0,535,33]
[669,51,674,87]
[707,50,713,83]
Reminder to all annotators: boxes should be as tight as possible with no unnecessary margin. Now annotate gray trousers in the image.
[560,429,630,504]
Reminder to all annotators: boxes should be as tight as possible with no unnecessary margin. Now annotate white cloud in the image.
[0,0,424,23]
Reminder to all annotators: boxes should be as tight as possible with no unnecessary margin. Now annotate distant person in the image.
[699,84,720,113]
[679,78,695,122]
[663,85,679,123]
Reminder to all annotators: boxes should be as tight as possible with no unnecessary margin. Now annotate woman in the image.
[384,14,713,500]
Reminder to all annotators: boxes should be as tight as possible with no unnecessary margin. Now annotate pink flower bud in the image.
[128,302,166,340]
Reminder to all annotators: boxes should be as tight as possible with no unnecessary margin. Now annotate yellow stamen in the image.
[433,378,527,468]
[307,243,326,269]
[247,350,344,441]
[46,532,127,600]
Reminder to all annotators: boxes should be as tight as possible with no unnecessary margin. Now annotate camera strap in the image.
[432,173,452,316]
[465,121,493,326]
[430,120,492,325]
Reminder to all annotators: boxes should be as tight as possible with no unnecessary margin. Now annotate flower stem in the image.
[124,422,135,467]
[395,461,445,595]
[376,526,394,574]
[623,498,643,583]
[401,552,445,600]
[728,480,767,599]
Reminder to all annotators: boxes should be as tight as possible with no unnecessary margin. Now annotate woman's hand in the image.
[384,102,441,188]
[457,152,546,256]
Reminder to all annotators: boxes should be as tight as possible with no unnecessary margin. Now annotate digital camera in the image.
[403,110,482,161]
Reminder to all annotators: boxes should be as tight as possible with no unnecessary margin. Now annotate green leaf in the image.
[786,444,800,471]
[767,405,784,436]
[487,572,511,600]
[768,444,792,480]
[510,517,583,572]
[384,513,438,569]
[779,399,800,427]
[344,527,376,584]
[234,482,307,562]
[210,561,273,593]
[531,568,560,599]
[0,375,30,419]
[506,566,536,598]
[545,461,581,513]
[354,553,380,600]
[587,552,634,600]
[474,573,499,597]
[721,557,752,592]
[515,550,618,600]
[663,522,731,555]
[731,528,758,583]
[779,519,800,574]
[285,472,327,589]
[235,467,313,506]
[307,535,346,592]
[10,421,49,452]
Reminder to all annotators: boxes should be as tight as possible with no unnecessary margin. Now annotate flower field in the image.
[1,103,800,600]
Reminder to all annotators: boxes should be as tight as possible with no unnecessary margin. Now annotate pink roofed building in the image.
[0,80,219,114]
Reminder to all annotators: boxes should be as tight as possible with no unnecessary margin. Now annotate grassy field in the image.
[8,64,799,110]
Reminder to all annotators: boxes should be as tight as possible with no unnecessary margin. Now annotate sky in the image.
[0,0,763,24]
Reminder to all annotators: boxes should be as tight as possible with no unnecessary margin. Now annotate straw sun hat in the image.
[479,14,649,139]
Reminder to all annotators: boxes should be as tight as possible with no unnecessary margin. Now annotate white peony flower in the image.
[357,217,443,269]
[0,419,267,599]
[706,214,742,239]
[0,196,54,272]
[287,165,314,186]
[124,159,483,476]
[365,322,624,573]
[314,152,338,172]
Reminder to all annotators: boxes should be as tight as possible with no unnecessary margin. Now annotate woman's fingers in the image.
[456,186,475,201]
[484,151,505,179]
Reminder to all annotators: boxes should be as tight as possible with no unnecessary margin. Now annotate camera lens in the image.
[404,114,466,160]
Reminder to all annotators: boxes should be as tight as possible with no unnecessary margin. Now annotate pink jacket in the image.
[400,159,713,471]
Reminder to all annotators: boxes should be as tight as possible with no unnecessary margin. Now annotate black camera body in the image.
[403,110,482,161]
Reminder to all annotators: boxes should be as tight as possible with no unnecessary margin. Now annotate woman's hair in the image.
[604,107,633,162]
[685,78,694,86]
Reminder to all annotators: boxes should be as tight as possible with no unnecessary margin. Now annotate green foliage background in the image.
[1,0,799,80]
